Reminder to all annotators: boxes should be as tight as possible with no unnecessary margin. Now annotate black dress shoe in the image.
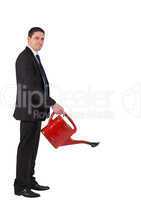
[15,188,40,198]
[31,183,50,191]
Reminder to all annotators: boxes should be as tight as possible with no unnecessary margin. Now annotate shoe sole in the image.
[15,191,40,198]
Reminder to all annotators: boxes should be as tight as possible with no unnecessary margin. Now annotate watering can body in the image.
[41,112,99,148]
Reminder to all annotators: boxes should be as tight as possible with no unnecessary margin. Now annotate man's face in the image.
[27,31,45,51]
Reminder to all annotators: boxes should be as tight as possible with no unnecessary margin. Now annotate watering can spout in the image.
[62,137,100,147]
[41,112,100,149]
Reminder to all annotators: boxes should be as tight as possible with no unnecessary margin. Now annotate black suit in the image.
[13,46,56,121]
[13,46,56,192]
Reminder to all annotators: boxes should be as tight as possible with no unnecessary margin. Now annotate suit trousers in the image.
[14,120,42,192]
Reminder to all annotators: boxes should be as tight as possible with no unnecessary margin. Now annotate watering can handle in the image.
[48,112,77,132]
[64,112,77,132]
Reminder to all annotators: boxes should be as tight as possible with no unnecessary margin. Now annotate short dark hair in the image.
[28,27,45,37]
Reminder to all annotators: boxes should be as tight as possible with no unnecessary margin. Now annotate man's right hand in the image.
[51,103,65,115]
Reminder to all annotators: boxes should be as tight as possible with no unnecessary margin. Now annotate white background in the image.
[0,0,141,199]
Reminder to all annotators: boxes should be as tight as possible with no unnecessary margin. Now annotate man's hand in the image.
[51,103,65,115]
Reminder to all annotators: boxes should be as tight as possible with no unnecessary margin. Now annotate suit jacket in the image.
[13,46,56,121]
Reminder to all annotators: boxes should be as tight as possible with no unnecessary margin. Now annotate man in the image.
[13,27,64,198]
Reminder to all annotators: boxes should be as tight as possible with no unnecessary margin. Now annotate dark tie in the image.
[35,54,49,87]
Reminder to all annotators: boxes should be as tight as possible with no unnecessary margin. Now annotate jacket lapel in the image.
[25,46,40,69]
[25,46,49,85]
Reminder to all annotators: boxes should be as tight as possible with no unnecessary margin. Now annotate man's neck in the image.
[27,44,38,56]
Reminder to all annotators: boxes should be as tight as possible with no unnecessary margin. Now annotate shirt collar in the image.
[27,44,38,56]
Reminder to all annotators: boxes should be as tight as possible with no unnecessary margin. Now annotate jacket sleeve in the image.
[47,96,56,106]
[15,56,43,107]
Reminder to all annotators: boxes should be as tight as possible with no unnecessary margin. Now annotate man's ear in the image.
[27,36,30,43]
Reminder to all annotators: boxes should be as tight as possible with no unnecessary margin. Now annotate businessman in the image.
[13,27,64,197]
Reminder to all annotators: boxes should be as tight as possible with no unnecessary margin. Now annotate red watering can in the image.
[41,111,100,149]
